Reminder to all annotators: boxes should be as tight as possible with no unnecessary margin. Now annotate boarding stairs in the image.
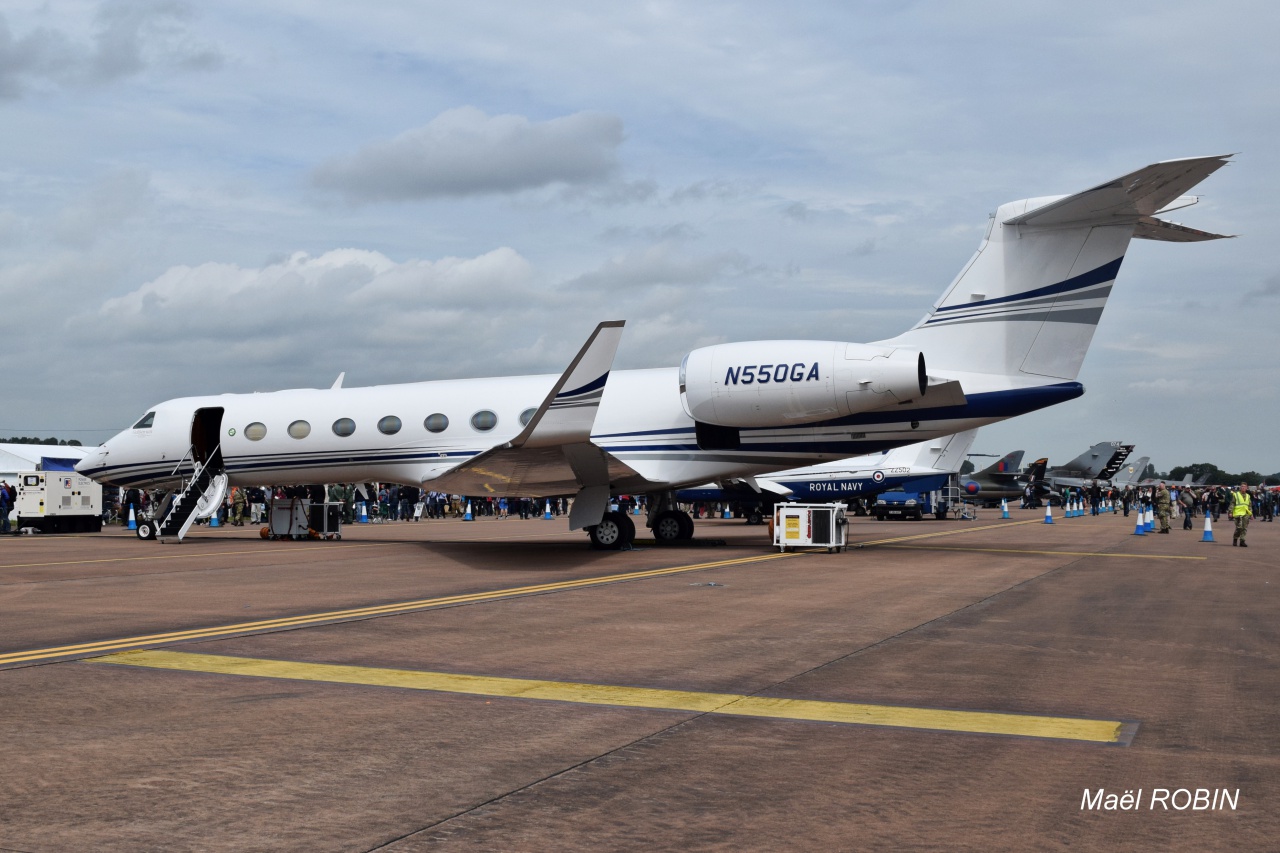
[157,446,228,543]
[942,483,977,520]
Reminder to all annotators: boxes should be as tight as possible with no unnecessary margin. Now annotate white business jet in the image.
[77,155,1233,548]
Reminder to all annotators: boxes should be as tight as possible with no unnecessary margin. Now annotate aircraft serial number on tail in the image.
[724,363,821,385]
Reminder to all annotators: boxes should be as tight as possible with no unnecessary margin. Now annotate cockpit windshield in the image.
[132,411,156,429]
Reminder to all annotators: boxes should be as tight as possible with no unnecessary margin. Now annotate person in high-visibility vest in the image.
[1231,482,1254,547]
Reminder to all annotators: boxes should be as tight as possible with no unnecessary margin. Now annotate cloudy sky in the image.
[2,1,1276,474]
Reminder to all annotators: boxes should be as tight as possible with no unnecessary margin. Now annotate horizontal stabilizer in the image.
[1133,216,1234,242]
[1004,155,1233,229]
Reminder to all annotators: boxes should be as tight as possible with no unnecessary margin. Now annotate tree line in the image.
[2,437,83,446]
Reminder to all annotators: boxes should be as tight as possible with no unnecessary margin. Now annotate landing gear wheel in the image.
[135,520,156,540]
[675,511,694,540]
[589,511,635,550]
[746,509,764,526]
[652,510,694,543]
[652,510,683,543]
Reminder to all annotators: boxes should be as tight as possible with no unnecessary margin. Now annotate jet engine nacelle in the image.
[680,340,926,428]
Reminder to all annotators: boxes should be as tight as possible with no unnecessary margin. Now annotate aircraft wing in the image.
[422,321,651,524]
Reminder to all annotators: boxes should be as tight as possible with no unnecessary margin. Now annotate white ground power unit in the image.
[15,470,103,533]
[772,502,848,552]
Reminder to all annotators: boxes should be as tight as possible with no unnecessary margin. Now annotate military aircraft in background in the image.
[1109,456,1151,489]
[955,451,1047,503]
[677,429,978,521]
[1040,441,1134,498]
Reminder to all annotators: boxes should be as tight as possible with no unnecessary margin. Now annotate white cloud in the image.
[97,246,535,339]
[312,107,624,201]
[0,2,220,98]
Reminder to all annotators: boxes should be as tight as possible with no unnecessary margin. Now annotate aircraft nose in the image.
[75,446,109,476]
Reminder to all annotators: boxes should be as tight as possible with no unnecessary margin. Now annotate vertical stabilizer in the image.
[878,156,1232,380]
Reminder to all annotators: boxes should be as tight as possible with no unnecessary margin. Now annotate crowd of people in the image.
[1038,480,1274,546]
[85,478,1277,550]
[102,483,587,529]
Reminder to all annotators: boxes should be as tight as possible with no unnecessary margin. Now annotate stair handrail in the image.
[169,445,195,479]
[158,444,225,540]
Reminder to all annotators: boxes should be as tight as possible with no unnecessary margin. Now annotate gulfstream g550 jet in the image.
[77,155,1233,548]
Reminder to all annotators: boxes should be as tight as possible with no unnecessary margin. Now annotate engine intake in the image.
[680,341,926,428]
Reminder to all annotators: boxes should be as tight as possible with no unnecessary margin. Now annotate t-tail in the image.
[878,156,1233,383]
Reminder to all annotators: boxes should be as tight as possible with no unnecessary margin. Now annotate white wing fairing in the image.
[76,156,1232,548]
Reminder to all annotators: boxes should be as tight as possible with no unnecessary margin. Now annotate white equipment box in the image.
[772,502,848,552]
[266,498,311,540]
[15,470,103,533]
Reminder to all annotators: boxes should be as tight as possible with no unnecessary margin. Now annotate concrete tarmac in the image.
[0,508,1275,851]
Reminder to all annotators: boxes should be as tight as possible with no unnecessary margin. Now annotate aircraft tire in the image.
[652,510,684,543]
[747,509,764,526]
[675,511,694,540]
[136,520,156,540]
[589,511,633,550]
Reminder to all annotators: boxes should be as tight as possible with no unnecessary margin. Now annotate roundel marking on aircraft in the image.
[872,470,885,483]
[965,481,980,494]
[227,428,236,437]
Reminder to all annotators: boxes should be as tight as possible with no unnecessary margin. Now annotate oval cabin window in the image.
[520,408,536,426]
[378,415,402,435]
[424,413,449,433]
[470,410,497,432]
[332,418,356,437]
[287,420,311,439]
[244,422,268,441]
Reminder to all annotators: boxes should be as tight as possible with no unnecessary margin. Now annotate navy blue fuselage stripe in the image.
[935,257,1123,313]
[558,372,609,399]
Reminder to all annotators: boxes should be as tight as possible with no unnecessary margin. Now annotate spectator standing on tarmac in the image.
[0,480,11,534]
[1230,483,1253,546]
[1154,482,1172,533]
[231,487,247,526]
[1180,487,1197,530]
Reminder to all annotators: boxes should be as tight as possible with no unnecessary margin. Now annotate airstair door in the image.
[191,407,225,471]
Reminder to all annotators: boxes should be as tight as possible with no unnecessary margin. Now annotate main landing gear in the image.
[585,493,697,550]
[647,491,694,544]
[588,510,635,550]
[650,509,694,543]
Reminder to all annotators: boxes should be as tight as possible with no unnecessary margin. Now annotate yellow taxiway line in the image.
[0,552,797,667]
[881,544,1207,561]
[0,519,1136,668]
[91,649,1133,744]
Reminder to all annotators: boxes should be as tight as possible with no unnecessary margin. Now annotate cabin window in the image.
[287,420,311,439]
[244,422,268,441]
[332,418,356,437]
[132,412,156,429]
[470,410,497,432]
[424,413,449,433]
[520,407,536,426]
[377,415,402,435]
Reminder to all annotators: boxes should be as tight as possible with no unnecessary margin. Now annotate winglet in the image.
[509,321,625,449]
[331,372,345,390]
